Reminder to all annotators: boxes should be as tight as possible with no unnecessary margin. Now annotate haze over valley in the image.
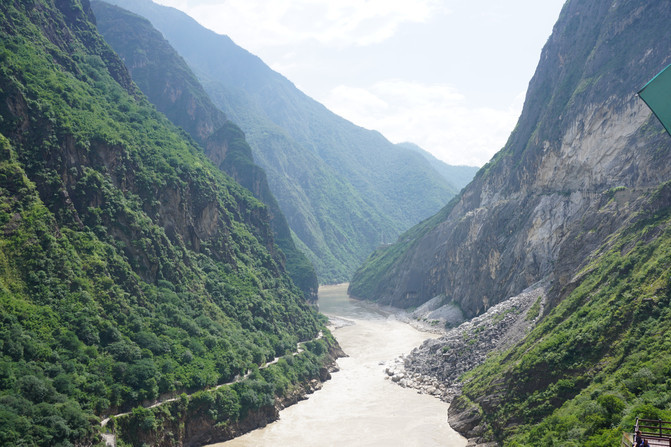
[0,1,670,447]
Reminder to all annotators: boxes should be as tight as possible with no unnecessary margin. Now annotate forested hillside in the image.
[0,1,333,445]
[452,181,671,445]
[100,0,465,283]
[90,1,318,301]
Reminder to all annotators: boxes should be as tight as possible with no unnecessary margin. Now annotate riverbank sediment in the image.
[383,284,548,446]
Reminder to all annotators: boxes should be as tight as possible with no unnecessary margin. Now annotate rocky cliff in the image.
[350,0,671,319]
[354,1,671,445]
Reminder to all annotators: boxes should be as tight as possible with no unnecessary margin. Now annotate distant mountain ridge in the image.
[101,0,468,283]
[90,0,318,300]
[395,142,479,192]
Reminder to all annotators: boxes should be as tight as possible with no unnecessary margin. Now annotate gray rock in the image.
[388,283,546,403]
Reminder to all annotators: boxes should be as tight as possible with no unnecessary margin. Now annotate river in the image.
[213,284,467,447]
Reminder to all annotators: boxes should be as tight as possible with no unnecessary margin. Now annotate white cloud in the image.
[322,81,523,167]
[155,0,448,49]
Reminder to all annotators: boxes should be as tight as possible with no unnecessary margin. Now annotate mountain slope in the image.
[101,0,459,283]
[350,0,671,318]
[346,0,671,445]
[0,1,331,444]
[396,142,479,192]
[90,0,318,301]
[449,182,671,445]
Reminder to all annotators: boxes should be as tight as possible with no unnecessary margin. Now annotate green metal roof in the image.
[639,63,671,135]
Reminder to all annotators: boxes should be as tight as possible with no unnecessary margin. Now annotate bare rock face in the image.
[409,294,465,329]
[350,0,671,319]
[353,1,671,444]
[449,396,484,440]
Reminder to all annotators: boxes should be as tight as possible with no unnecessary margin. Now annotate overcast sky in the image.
[153,0,566,167]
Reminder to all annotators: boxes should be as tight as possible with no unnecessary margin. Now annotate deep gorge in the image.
[1,0,671,446]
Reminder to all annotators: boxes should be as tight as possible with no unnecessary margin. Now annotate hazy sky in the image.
[153,0,566,167]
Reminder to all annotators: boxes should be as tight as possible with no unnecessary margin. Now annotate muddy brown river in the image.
[213,284,467,447]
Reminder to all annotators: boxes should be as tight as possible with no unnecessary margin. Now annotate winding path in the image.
[100,332,323,446]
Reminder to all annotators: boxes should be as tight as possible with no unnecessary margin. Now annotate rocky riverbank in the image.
[383,284,548,445]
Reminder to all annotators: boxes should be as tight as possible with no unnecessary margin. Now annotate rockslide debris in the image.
[384,284,547,402]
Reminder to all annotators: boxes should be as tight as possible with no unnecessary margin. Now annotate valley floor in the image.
[214,284,467,447]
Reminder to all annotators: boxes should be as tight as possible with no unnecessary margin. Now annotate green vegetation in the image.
[103,0,461,283]
[90,1,318,300]
[348,197,459,300]
[113,336,335,445]
[0,1,328,445]
[395,142,479,191]
[525,296,542,322]
[457,181,671,446]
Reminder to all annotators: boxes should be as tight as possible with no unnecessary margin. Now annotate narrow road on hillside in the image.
[100,332,323,446]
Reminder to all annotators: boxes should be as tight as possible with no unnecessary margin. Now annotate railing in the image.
[632,418,671,447]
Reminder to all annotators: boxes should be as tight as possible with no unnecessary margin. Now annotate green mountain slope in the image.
[396,142,479,192]
[89,1,318,301]
[100,0,459,283]
[0,1,331,445]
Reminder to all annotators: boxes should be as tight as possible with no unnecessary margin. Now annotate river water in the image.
[213,284,467,447]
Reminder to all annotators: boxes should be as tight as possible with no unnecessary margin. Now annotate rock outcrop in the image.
[351,1,671,444]
[350,0,671,319]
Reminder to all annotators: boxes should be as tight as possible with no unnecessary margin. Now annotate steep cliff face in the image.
[90,1,318,300]
[350,0,671,318]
